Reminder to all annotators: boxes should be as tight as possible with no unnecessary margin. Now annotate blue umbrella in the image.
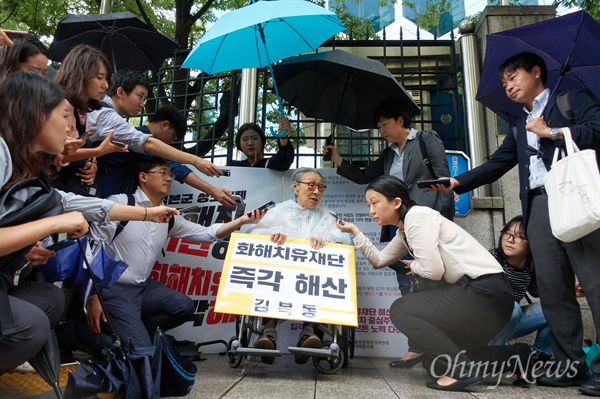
[476,10,600,124]
[182,0,346,136]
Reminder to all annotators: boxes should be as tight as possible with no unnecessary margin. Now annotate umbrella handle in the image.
[258,25,287,139]
[269,65,287,138]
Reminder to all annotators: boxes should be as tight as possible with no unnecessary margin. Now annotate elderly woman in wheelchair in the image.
[239,168,351,366]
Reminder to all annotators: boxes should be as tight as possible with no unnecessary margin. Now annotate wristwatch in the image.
[549,127,561,141]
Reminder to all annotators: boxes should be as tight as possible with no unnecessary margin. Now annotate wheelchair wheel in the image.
[226,336,244,368]
[313,342,345,374]
[226,316,249,368]
[338,326,351,368]
[346,327,355,364]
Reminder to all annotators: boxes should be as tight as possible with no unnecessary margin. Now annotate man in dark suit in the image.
[435,52,600,394]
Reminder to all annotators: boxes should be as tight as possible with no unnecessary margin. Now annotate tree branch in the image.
[133,0,155,29]
[190,0,215,25]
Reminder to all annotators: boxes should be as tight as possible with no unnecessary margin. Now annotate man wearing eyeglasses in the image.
[86,70,229,195]
[247,168,351,365]
[61,156,267,354]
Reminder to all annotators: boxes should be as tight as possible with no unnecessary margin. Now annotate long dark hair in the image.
[366,175,416,223]
[0,72,65,188]
[497,215,534,271]
[53,44,110,111]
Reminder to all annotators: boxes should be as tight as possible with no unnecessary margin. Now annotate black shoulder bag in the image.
[0,176,64,336]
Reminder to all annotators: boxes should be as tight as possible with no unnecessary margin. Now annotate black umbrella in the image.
[49,12,179,72]
[273,49,420,130]
[28,330,65,399]
[65,239,161,399]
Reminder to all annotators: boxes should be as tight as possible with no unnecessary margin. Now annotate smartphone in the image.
[45,239,76,252]
[416,178,451,189]
[329,211,345,225]
[230,194,244,206]
[323,134,334,161]
[111,140,127,148]
[247,200,276,217]
[220,169,231,177]
[178,204,199,213]
[4,29,28,39]
[78,131,93,141]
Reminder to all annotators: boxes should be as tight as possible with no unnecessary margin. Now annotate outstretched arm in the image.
[0,212,88,256]
[215,208,268,239]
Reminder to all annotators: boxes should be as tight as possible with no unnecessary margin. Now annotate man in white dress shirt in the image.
[84,155,264,349]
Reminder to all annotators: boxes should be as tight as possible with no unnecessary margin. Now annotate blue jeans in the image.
[489,301,552,355]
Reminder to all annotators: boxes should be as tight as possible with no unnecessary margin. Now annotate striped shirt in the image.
[490,249,538,302]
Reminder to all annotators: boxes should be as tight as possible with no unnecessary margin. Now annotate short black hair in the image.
[149,106,187,139]
[372,99,414,128]
[133,155,169,186]
[108,69,150,96]
[236,123,265,151]
[497,52,547,85]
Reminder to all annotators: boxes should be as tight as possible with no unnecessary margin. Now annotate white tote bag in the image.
[543,127,600,242]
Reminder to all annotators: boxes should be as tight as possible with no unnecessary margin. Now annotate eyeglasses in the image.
[298,181,327,192]
[146,170,175,181]
[502,231,527,243]
[132,91,148,104]
[166,123,179,141]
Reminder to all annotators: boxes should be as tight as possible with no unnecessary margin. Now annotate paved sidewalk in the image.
[5,353,591,399]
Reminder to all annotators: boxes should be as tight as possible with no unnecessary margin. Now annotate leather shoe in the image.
[426,375,482,391]
[253,335,276,365]
[295,334,321,364]
[537,370,590,387]
[389,353,424,368]
[580,373,600,397]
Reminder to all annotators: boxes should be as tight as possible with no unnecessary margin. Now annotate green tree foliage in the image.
[1,0,97,39]
[555,0,599,19]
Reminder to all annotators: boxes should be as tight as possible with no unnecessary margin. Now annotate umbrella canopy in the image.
[182,0,345,74]
[182,0,345,137]
[40,236,128,290]
[49,11,179,72]
[273,49,420,130]
[476,10,600,124]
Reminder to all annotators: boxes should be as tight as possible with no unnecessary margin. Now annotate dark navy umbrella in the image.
[273,49,419,130]
[49,12,179,72]
[476,10,600,124]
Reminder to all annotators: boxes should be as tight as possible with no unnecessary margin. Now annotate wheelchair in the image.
[226,315,355,374]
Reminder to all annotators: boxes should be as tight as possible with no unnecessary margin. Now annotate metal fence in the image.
[142,33,465,169]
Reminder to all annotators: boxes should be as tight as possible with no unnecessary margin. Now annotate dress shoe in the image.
[389,353,424,368]
[295,334,321,364]
[426,375,482,391]
[253,335,276,365]
[580,373,600,397]
[537,369,590,387]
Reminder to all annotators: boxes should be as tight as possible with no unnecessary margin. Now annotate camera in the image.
[409,277,447,294]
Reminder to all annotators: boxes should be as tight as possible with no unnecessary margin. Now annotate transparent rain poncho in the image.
[249,199,351,245]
